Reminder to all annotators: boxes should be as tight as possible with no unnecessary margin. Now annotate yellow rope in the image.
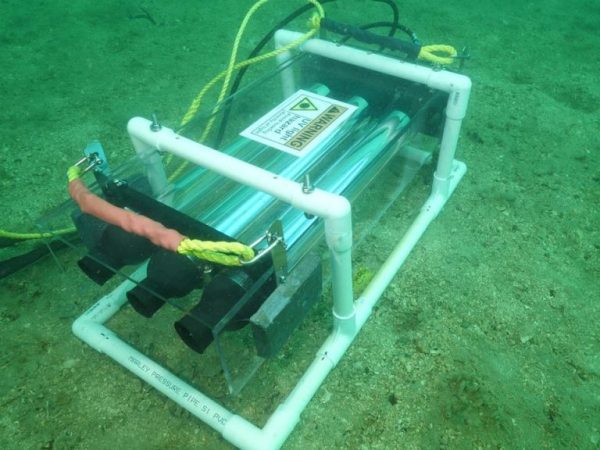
[0,227,76,241]
[169,2,324,181]
[177,238,255,266]
[217,0,270,119]
[67,164,82,182]
[0,163,81,242]
[418,44,457,65]
[181,1,323,129]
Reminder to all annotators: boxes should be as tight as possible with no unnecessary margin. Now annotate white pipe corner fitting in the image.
[127,117,177,155]
[319,194,352,252]
[222,415,269,450]
[262,404,303,450]
[289,186,353,251]
[429,71,471,120]
[290,183,351,220]
[72,316,91,342]
[72,320,115,354]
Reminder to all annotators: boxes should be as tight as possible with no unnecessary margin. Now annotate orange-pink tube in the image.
[68,178,184,252]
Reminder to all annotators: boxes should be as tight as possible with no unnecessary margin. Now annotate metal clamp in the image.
[240,231,285,266]
[241,221,289,285]
[73,152,103,176]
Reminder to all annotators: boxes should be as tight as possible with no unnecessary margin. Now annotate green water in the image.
[1,1,598,449]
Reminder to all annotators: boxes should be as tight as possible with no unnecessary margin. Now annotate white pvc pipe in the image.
[433,116,464,196]
[274,30,471,117]
[72,282,237,435]
[274,48,296,98]
[128,118,349,221]
[129,129,170,197]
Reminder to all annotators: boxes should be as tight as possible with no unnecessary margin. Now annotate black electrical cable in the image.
[371,0,399,37]
[338,21,398,52]
[0,237,77,279]
[371,0,420,44]
[320,17,421,58]
[397,23,420,45]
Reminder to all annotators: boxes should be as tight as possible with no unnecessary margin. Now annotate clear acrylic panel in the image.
[31,49,443,394]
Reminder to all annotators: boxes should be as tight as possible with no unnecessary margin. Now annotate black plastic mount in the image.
[250,252,322,358]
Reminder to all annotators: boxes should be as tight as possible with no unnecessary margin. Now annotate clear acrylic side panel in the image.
[30,49,444,396]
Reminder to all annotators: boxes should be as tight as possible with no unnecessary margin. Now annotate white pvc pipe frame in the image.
[72,31,470,450]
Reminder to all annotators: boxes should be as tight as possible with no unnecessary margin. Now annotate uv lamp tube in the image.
[195,96,369,231]
[211,96,370,235]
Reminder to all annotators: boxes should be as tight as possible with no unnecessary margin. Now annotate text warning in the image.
[240,90,357,157]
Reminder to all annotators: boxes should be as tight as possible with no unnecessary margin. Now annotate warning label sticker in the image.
[240,90,357,157]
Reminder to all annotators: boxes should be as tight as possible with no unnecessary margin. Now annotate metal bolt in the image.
[302,173,314,194]
[302,173,315,218]
[150,113,162,131]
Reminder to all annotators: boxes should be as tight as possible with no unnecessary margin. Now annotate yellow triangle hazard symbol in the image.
[291,97,318,111]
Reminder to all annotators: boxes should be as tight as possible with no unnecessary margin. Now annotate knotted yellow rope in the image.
[177,238,255,266]
[418,44,457,65]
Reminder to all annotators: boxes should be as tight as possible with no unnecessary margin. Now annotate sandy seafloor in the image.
[1,0,599,449]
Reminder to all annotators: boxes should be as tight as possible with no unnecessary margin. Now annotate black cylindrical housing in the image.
[127,249,205,318]
[174,265,275,354]
[74,213,157,285]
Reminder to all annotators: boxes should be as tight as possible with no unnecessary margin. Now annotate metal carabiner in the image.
[73,152,103,176]
[240,232,284,266]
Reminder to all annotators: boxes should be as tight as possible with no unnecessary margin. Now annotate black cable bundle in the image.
[320,17,420,58]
